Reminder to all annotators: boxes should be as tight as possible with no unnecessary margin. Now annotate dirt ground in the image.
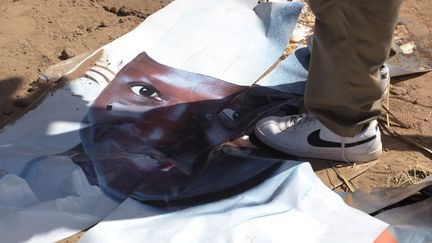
[326,0,432,191]
[0,0,431,241]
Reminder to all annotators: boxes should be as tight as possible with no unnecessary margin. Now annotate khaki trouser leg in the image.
[305,0,402,137]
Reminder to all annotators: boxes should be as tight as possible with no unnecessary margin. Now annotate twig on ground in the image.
[325,164,336,189]
[415,163,432,173]
[378,120,432,157]
[425,111,432,121]
[385,87,390,127]
[332,167,356,192]
[394,132,432,156]
[381,105,411,129]
[387,163,432,187]
[330,160,380,190]
[379,116,407,128]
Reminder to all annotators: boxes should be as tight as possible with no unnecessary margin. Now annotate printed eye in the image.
[130,84,163,101]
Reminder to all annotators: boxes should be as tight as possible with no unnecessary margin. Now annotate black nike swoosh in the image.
[307,129,376,148]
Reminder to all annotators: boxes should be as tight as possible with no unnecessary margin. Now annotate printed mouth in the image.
[86,127,189,173]
[91,136,164,165]
[81,121,200,174]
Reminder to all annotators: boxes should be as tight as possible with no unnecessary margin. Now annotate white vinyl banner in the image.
[0,0,393,242]
[79,163,388,243]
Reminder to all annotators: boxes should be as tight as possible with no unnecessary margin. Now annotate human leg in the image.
[254,0,402,162]
[306,0,402,137]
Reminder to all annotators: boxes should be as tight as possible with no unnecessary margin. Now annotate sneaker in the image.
[254,113,382,162]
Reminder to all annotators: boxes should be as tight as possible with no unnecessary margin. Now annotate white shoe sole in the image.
[255,127,382,163]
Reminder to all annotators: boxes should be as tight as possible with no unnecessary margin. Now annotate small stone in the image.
[399,41,416,55]
[136,12,148,19]
[99,21,108,28]
[59,48,75,60]
[27,87,34,93]
[119,18,125,23]
[117,6,131,16]
[103,5,110,11]
[14,99,29,108]
[394,23,410,39]
[37,75,49,84]
[109,6,117,14]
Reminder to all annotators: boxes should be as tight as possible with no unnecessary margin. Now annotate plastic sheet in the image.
[79,163,390,243]
[340,179,432,214]
[0,0,429,242]
[0,0,307,241]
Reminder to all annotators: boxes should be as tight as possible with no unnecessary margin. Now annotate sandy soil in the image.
[348,0,432,190]
[0,0,172,127]
[0,0,431,241]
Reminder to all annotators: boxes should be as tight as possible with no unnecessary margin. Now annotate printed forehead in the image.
[114,52,244,96]
[122,52,224,83]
